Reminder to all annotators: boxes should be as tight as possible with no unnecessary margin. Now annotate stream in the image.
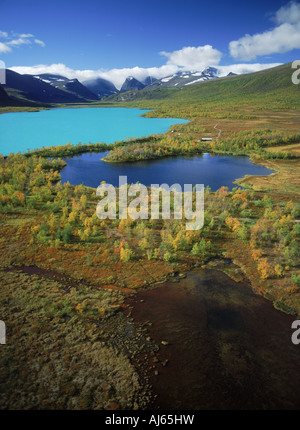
[126,267,300,410]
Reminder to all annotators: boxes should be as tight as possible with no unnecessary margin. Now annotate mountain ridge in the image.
[105,62,300,111]
[120,76,146,93]
[1,63,297,109]
[34,74,99,101]
[3,70,98,104]
[144,67,219,89]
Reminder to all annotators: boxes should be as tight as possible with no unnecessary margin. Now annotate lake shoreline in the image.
[59,150,275,191]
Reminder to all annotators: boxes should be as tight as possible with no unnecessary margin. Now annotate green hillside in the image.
[176,62,299,106]
[110,62,300,115]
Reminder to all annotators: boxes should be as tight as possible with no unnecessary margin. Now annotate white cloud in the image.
[34,39,46,48]
[160,45,222,70]
[274,1,300,24]
[19,33,34,38]
[9,61,283,89]
[0,42,11,54]
[9,63,102,82]
[9,63,179,89]
[229,1,300,60]
[217,62,282,76]
[8,37,32,46]
[98,65,180,89]
[0,31,45,53]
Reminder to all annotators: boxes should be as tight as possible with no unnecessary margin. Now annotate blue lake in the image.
[0,107,188,155]
[60,151,275,191]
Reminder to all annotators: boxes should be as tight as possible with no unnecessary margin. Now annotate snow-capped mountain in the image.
[144,67,220,89]
[2,66,239,105]
[34,74,99,100]
[3,70,98,104]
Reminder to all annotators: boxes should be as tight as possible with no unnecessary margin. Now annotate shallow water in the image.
[127,269,300,410]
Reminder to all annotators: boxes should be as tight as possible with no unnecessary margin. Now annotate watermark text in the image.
[291,320,300,345]
[0,60,6,85]
[291,60,300,85]
[0,320,6,345]
[96,176,204,231]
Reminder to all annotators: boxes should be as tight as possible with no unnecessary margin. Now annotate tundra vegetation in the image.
[0,62,299,409]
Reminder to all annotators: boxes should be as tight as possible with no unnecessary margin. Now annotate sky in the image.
[0,0,300,88]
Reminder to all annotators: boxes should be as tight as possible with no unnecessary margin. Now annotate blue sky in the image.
[1,0,300,87]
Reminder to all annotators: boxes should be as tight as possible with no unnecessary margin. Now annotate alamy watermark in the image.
[0,320,6,345]
[292,320,300,345]
[0,60,6,85]
[96,176,204,231]
[291,60,300,85]
[290,63,300,345]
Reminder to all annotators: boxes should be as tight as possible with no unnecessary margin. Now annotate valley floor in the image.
[0,103,299,410]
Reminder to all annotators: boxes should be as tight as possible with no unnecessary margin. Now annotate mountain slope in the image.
[35,74,98,101]
[3,70,96,104]
[2,63,299,111]
[143,76,157,86]
[169,62,300,106]
[0,84,10,105]
[120,76,145,92]
[83,77,118,99]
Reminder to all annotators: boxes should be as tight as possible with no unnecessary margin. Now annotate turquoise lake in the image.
[0,107,188,155]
